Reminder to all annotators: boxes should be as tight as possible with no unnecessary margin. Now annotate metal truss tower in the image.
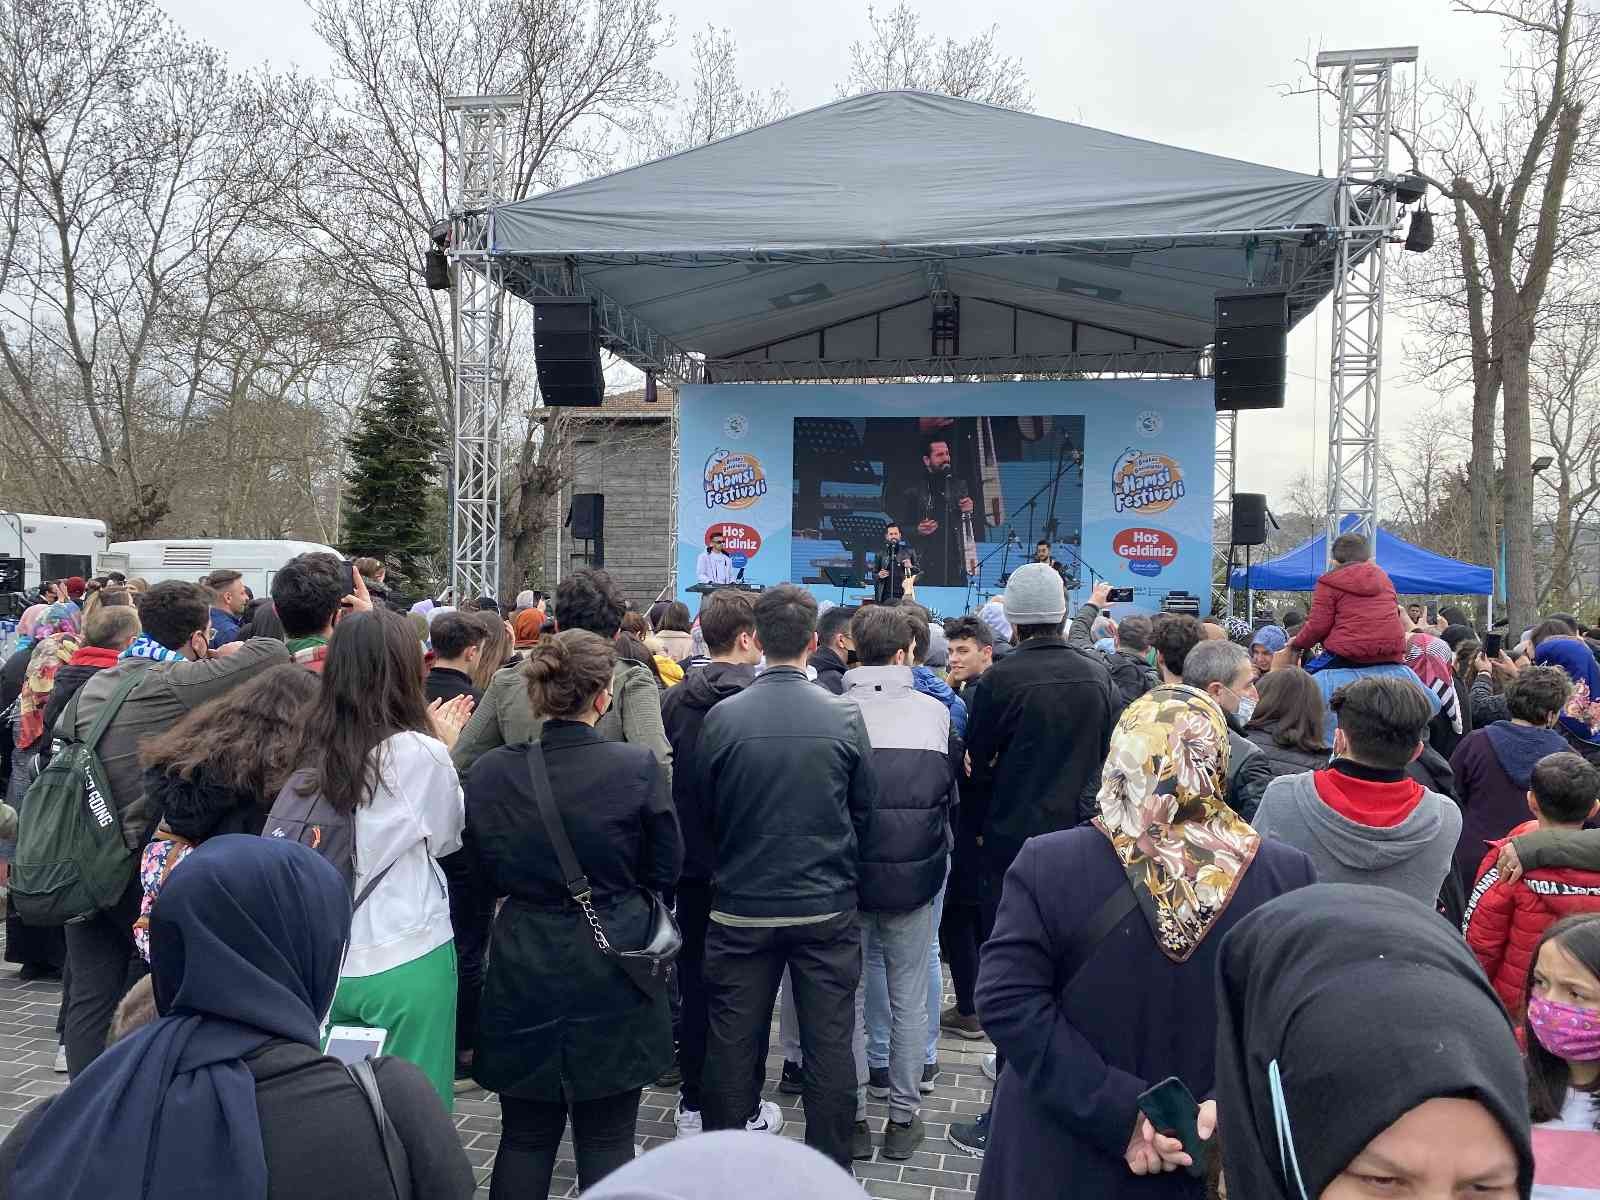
[1318,48,1416,557]
[446,94,521,601]
[1213,408,1237,614]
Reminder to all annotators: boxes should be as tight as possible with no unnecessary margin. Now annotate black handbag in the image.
[524,745,681,996]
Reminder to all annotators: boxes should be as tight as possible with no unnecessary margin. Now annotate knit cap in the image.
[1003,563,1066,625]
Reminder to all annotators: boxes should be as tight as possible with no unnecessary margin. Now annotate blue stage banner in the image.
[676,381,1215,618]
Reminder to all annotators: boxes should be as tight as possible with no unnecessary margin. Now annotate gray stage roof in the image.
[489,91,1349,380]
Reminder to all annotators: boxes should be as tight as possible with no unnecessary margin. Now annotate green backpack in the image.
[11,671,144,925]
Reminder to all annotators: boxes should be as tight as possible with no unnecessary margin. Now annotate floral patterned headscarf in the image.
[11,604,48,653]
[1533,636,1600,747]
[17,626,82,751]
[1094,684,1262,962]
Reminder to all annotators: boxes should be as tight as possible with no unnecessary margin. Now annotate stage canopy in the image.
[1229,524,1494,595]
[488,91,1350,382]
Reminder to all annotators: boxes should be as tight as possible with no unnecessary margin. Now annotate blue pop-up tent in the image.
[1229,522,1493,595]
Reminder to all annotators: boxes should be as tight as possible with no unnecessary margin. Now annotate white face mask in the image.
[1234,694,1258,724]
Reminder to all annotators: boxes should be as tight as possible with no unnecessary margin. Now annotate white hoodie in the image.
[343,730,464,978]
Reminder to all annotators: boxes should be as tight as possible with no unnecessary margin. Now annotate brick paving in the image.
[0,955,992,1198]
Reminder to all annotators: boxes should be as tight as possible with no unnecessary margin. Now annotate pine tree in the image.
[342,346,445,582]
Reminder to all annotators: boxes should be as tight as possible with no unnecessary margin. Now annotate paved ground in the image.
[0,957,994,1198]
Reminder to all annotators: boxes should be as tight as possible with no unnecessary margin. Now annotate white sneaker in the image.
[745,1098,784,1134]
[53,1044,67,1074]
[674,1103,703,1140]
[982,1053,997,1082]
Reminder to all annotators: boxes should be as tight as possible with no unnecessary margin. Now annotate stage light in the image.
[1533,455,1554,474]
[1404,209,1435,253]
[1394,174,1428,205]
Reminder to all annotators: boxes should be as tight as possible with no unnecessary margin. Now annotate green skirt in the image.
[327,940,458,1110]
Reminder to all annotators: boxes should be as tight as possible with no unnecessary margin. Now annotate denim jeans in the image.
[852,901,934,1123]
[866,876,947,1070]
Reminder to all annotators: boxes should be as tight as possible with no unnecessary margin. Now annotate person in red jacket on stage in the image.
[1463,751,1600,1024]
[1287,532,1407,666]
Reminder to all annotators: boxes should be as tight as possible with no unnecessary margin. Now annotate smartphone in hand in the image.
[1136,1076,1209,1179]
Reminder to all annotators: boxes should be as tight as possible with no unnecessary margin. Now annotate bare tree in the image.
[1377,400,1477,558]
[1530,298,1600,609]
[1393,0,1600,633]
[635,25,790,157]
[841,2,1034,110]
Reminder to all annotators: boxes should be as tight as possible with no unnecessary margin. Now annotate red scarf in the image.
[68,646,121,669]
[1313,766,1423,828]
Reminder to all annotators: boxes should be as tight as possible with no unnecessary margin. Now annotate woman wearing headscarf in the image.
[1406,629,1465,758]
[512,606,544,651]
[1214,883,1533,1200]
[972,684,1316,1199]
[0,835,475,1199]
[1534,635,1600,763]
[0,607,48,827]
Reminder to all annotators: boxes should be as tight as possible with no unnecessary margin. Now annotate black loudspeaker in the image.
[424,249,451,291]
[1231,492,1269,546]
[0,556,22,593]
[567,493,605,541]
[1214,288,1288,411]
[535,299,604,406]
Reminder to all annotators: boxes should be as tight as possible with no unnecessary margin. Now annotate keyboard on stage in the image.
[687,581,765,594]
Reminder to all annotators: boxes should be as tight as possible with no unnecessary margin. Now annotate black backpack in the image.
[263,769,393,910]
[12,672,145,925]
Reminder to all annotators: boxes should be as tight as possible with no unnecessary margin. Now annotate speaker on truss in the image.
[1214,288,1288,411]
[567,493,605,542]
[535,299,604,406]
[1231,492,1269,546]
[424,249,451,291]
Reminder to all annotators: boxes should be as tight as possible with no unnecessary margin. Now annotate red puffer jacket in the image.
[1462,819,1600,1020]
[1287,560,1405,663]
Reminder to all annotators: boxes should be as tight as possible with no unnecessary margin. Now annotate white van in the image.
[0,513,109,594]
[105,539,342,598]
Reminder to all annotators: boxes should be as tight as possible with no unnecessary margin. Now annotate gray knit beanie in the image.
[1003,562,1066,625]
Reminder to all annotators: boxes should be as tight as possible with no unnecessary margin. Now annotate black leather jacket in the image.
[695,666,878,919]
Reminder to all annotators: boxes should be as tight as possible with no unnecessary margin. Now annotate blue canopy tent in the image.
[1229,524,1493,595]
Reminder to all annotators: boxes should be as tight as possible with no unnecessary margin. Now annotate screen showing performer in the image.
[790,414,1086,608]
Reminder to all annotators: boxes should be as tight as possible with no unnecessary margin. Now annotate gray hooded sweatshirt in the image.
[1253,770,1462,907]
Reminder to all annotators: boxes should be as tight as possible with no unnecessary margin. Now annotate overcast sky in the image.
[158,0,1510,509]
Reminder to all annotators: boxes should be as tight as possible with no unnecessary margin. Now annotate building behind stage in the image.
[541,385,674,610]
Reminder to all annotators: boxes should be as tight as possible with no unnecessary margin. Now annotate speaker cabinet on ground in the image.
[1231,492,1269,546]
[567,493,605,541]
[0,556,22,593]
[1214,288,1288,411]
[535,299,604,406]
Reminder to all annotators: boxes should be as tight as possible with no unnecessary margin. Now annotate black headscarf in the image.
[1214,883,1533,1200]
[12,835,351,1200]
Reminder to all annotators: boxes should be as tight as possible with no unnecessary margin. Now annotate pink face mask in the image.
[1528,996,1600,1062]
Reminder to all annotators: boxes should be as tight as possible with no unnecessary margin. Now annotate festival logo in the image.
[705,522,762,561]
[1134,410,1164,439]
[1111,448,1185,515]
[703,449,768,510]
[1112,527,1178,577]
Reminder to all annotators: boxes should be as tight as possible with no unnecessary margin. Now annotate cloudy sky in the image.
[159,0,1508,509]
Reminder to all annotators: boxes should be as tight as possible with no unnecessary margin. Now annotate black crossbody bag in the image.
[524,745,681,997]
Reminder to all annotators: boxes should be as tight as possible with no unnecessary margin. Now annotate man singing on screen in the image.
[897,434,979,588]
[697,531,736,586]
[874,524,918,604]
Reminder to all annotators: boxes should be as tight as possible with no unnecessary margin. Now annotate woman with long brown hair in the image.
[284,609,473,1108]
[1243,667,1332,779]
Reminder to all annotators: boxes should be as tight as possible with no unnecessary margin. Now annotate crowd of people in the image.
[0,530,1597,1199]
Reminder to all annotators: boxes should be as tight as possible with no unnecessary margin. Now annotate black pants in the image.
[939,901,993,1016]
[676,881,771,1116]
[490,1089,641,1200]
[979,859,1008,1076]
[441,849,494,1057]
[702,911,860,1169]
[63,878,143,1077]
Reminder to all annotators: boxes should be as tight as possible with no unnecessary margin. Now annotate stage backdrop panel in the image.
[676,381,1215,618]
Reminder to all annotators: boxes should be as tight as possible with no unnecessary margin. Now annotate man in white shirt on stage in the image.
[697,531,737,586]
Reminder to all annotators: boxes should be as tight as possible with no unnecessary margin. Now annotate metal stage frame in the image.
[444,56,1413,601]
